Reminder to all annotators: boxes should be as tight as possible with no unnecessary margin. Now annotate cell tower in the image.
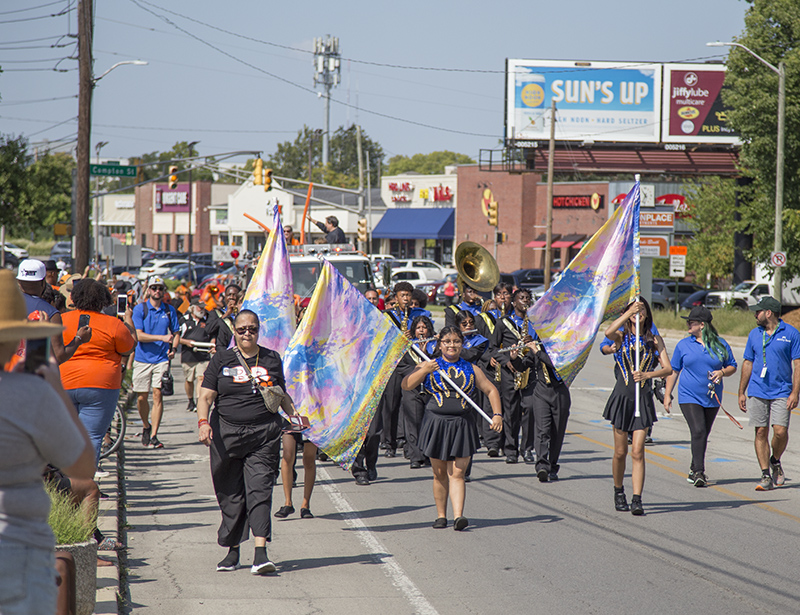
[313,36,341,168]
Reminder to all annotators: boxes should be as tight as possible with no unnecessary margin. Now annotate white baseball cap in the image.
[16,259,46,282]
[148,276,166,288]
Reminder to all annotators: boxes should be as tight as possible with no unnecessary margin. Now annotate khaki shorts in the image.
[182,361,209,385]
[132,360,169,393]
[747,397,791,428]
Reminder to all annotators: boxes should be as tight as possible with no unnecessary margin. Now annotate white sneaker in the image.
[251,559,277,575]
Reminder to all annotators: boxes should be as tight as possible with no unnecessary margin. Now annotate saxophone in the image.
[514,313,532,390]
[401,308,408,332]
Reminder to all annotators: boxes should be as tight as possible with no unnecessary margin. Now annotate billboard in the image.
[506,60,662,143]
[155,183,191,213]
[662,64,739,144]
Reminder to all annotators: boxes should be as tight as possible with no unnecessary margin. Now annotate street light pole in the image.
[708,41,785,302]
[94,140,109,262]
[187,141,200,287]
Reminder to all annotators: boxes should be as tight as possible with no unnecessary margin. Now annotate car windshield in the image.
[290,259,374,298]
[732,282,755,292]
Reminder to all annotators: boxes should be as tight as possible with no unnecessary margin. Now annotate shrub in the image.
[45,478,96,545]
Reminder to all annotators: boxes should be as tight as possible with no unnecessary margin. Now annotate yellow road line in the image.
[567,430,800,525]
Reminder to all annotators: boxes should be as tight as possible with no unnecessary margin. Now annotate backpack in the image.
[141,300,179,334]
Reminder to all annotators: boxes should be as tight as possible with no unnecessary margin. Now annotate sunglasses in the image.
[150,286,166,292]
[235,325,259,335]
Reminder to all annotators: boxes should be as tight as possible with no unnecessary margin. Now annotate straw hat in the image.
[0,270,64,342]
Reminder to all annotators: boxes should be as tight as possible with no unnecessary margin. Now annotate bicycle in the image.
[100,402,127,460]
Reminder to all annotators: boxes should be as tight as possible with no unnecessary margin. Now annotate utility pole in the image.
[93,141,108,262]
[313,36,341,171]
[75,0,93,271]
[187,141,199,287]
[544,100,556,290]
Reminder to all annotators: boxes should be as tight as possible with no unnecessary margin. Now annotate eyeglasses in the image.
[235,325,259,335]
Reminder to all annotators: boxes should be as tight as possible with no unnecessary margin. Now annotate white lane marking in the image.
[318,467,440,615]
[570,387,613,392]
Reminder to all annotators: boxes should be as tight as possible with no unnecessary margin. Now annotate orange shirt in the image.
[60,310,136,390]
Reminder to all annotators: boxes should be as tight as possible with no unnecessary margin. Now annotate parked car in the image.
[162,263,220,285]
[189,252,214,265]
[651,281,704,310]
[415,273,458,306]
[502,269,545,292]
[2,243,28,259]
[680,289,712,310]
[391,259,453,280]
[51,241,72,260]
[138,258,191,280]
[2,250,20,270]
[390,268,436,285]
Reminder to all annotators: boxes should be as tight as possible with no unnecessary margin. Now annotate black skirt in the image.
[603,373,657,432]
[418,397,480,461]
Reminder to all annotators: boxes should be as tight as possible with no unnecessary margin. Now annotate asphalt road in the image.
[124,334,800,614]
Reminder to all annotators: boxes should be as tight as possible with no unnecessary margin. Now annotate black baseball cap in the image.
[681,306,713,323]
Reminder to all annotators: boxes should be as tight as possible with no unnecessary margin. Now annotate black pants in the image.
[380,369,403,448]
[402,388,427,463]
[500,368,523,457]
[680,403,718,473]
[481,383,503,451]
[352,405,383,478]
[526,380,571,474]
[210,416,282,546]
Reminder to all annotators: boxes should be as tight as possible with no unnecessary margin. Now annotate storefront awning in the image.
[551,233,586,249]
[525,233,561,249]
[372,208,454,239]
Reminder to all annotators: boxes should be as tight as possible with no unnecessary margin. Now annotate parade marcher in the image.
[738,296,800,491]
[275,427,317,520]
[179,299,214,412]
[309,215,346,244]
[401,326,502,530]
[381,281,431,457]
[603,299,671,515]
[207,284,241,352]
[197,310,298,575]
[444,283,482,328]
[397,315,438,469]
[491,289,537,464]
[131,277,180,449]
[664,306,737,487]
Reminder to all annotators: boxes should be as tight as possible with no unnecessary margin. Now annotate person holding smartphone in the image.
[60,279,137,462]
[0,269,96,615]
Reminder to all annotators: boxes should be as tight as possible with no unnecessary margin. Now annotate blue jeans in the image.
[0,543,56,615]
[68,388,121,463]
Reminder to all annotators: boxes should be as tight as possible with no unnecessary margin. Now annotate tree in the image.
[120,141,215,190]
[386,150,475,175]
[0,135,31,232]
[27,153,75,232]
[722,0,800,277]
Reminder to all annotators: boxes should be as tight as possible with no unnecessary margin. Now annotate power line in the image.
[1,67,76,72]
[94,122,296,134]
[0,57,75,63]
[26,116,78,138]
[0,35,65,44]
[0,5,73,25]
[0,1,65,16]
[127,0,497,138]
[0,94,78,106]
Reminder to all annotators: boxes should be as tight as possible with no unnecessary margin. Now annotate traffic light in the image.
[264,168,273,192]
[253,158,263,185]
[487,200,498,226]
[168,165,179,190]
[357,218,368,242]
[496,231,507,244]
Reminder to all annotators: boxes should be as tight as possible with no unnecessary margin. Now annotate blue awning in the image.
[371,208,454,239]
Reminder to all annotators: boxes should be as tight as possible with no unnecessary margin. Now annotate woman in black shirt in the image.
[197,309,296,575]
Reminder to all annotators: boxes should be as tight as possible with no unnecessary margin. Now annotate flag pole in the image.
[409,345,493,425]
[634,174,641,418]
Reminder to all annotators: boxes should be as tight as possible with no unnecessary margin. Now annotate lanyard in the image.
[762,324,779,367]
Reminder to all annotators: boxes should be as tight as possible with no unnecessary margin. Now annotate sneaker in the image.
[274,505,294,518]
[432,517,447,529]
[630,497,644,516]
[771,459,786,486]
[216,549,239,572]
[251,555,276,575]
[141,426,151,447]
[755,474,774,491]
[644,436,654,446]
[614,491,630,512]
[453,516,469,531]
[686,471,695,484]
[548,472,559,482]
[149,436,164,449]
[487,448,500,458]
[186,399,196,412]
[693,472,707,488]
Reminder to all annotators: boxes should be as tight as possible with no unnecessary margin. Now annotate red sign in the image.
[155,183,191,213]
[432,185,453,202]
[669,245,687,255]
[388,182,414,192]
[553,194,604,209]
[640,211,674,227]
[665,67,739,142]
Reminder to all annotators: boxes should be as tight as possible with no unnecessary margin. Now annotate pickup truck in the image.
[704,281,771,310]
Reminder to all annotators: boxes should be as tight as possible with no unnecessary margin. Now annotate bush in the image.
[653,307,755,338]
[45,478,96,545]
[8,237,57,257]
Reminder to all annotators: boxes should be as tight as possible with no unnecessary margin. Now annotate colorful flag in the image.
[283,260,410,469]
[240,205,295,355]
[529,180,641,385]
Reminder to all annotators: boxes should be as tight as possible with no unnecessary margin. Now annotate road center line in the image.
[318,467,440,615]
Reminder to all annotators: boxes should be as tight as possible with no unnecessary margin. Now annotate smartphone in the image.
[25,338,51,373]
[117,295,127,316]
[283,415,310,433]
[78,314,90,329]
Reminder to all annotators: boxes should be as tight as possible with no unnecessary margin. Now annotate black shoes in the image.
[453,516,469,531]
[548,472,559,481]
[614,491,630,512]
[688,470,708,487]
[631,496,644,516]
[186,399,196,412]
[384,448,396,458]
[354,475,370,486]
[251,548,276,575]
[523,450,536,464]
[487,448,500,458]
[149,436,164,449]
[432,517,447,529]
[410,460,423,469]
[300,508,314,519]
[216,547,239,572]
[505,455,518,464]
[368,468,378,481]
[274,505,295,518]
[537,469,549,482]
[141,426,151,447]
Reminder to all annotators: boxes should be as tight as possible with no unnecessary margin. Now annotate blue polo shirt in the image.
[671,336,737,407]
[132,300,180,364]
[743,320,800,399]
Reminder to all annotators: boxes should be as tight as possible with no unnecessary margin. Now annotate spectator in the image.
[0,269,95,614]
[132,276,180,449]
[179,299,213,412]
[309,215,346,244]
[443,279,456,306]
[283,225,301,246]
[60,278,137,462]
[208,284,241,352]
[364,287,380,308]
[44,260,60,289]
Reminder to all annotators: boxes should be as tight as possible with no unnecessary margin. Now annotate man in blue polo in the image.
[132,276,180,449]
[738,296,800,491]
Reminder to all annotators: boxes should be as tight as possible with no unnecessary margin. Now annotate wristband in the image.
[75,336,82,344]
[493,413,502,416]
[198,419,209,427]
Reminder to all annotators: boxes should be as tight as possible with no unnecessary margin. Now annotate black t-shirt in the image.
[180,314,213,364]
[202,347,285,425]
[207,311,235,351]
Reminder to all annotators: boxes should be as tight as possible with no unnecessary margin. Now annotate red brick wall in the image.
[134,181,213,252]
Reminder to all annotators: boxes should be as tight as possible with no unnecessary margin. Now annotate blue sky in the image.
[0,0,748,164]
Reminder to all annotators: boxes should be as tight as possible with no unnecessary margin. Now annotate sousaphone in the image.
[454,241,500,293]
